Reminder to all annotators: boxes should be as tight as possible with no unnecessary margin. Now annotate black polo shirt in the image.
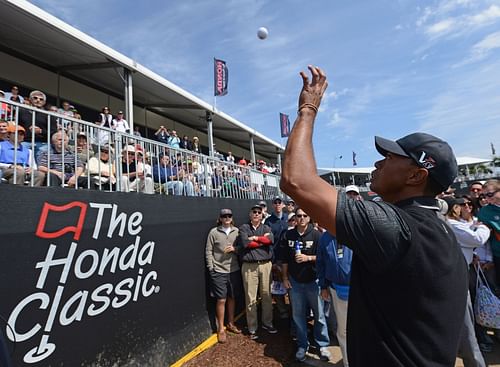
[335,192,467,367]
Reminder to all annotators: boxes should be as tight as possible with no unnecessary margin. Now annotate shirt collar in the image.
[395,196,440,211]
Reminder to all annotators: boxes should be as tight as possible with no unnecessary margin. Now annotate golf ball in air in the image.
[257,27,268,40]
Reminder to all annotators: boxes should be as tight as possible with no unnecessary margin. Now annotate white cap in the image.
[345,185,360,194]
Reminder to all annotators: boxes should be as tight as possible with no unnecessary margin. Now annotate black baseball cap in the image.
[443,196,465,209]
[375,132,457,190]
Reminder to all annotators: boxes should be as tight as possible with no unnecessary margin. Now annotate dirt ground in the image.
[183,312,500,367]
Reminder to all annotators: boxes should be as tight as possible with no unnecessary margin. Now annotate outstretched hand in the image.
[298,65,328,112]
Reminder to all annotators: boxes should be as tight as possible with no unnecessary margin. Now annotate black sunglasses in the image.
[252,210,262,214]
[296,214,308,218]
[221,214,233,219]
[485,192,495,198]
[460,202,472,207]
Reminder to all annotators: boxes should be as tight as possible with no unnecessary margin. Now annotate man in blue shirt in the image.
[0,124,44,185]
[153,154,184,195]
[317,230,352,367]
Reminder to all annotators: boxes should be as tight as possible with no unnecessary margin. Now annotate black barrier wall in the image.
[0,185,257,366]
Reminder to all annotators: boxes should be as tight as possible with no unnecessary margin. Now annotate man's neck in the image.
[296,225,307,235]
[251,221,260,228]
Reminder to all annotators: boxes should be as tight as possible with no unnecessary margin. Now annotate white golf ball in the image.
[257,27,268,40]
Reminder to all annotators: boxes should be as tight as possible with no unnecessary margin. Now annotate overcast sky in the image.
[30,0,500,168]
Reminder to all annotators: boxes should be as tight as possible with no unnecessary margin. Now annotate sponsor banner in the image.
[279,113,290,138]
[214,58,228,96]
[0,186,254,366]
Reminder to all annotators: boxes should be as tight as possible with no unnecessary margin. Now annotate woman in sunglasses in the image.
[443,196,490,365]
[205,208,242,343]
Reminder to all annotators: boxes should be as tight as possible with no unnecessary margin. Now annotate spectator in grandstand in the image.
[133,125,142,137]
[281,66,468,366]
[152,154,184,195]
[281,207,330,362]
[167,130,180,149]
[478,180,500,287]
[95,106,113,146]
[238,157,247,166]
[18,90,57,159]
[71,132,94,164]
[191,136,201,153]
[155,125,169,144]
[112,111,130,134]
[178,163,196,196]
[0,124,44,186]
[237,203,275,340]
[211,167,225,197]
[120,145,153,194]
[4,86,24,103]
[38,130,86,188]
[443,196,488,366]
[258,160,270,173]
[136,148,154,194]
[0,121,8,141]
[317,230,352,367]
[85,145,116,191]
[180,135,192,150]
[0,91,11,121]
[57,101,75,133]
[206,208,242,343]
[226,151,235,164]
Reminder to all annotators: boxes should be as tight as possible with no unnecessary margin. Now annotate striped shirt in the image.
[38,148,84,173]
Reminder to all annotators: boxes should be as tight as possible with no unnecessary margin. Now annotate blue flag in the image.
[280,113,290,137]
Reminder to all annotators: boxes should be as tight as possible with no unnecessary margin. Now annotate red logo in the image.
[35,202,88,241]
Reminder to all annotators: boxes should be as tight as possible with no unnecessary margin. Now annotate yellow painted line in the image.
[170,333,219,367]
[170,309,247,367]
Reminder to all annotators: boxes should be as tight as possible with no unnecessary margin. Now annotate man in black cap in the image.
[280,66,467,367]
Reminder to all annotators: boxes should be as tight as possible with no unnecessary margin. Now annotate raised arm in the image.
[280,65,339,235]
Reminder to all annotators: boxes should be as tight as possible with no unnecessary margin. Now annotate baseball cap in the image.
[118,110,123,114]
[258,200,267,208]
[273,196,283,203]
[287,212,296,221]
[374,132,457,189]
[7,124,25,133]
[345,185,360,194]
[219,208,232,216]
[442,196,465,209]
[251,203,264,211]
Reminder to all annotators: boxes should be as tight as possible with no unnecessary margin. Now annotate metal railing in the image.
[0,98,281,200]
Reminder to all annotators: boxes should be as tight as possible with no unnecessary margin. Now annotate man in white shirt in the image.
[112,111,130,133]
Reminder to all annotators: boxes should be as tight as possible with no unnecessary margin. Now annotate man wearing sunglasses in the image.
[281,66,467,367]
[237,204,275,340]
[281,208,330,362]
[478,180,500,288]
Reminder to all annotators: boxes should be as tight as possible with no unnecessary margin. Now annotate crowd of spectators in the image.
[0,85,281,197]
[206,194,357,363]
[206,180,500,364]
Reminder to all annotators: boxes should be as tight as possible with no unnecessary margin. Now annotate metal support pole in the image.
[124,68,134,132]
[250,134,256,165]
[206,111,214,158]
[276,151,282,172]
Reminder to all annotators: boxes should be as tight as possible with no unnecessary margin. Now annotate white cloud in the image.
[455,30,500,65]
[416,59,500,157]
[421,3,500,39]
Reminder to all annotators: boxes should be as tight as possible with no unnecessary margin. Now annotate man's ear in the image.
[407,167,428,187]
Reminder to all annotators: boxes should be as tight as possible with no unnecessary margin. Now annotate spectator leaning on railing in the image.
[0,124,44,186]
